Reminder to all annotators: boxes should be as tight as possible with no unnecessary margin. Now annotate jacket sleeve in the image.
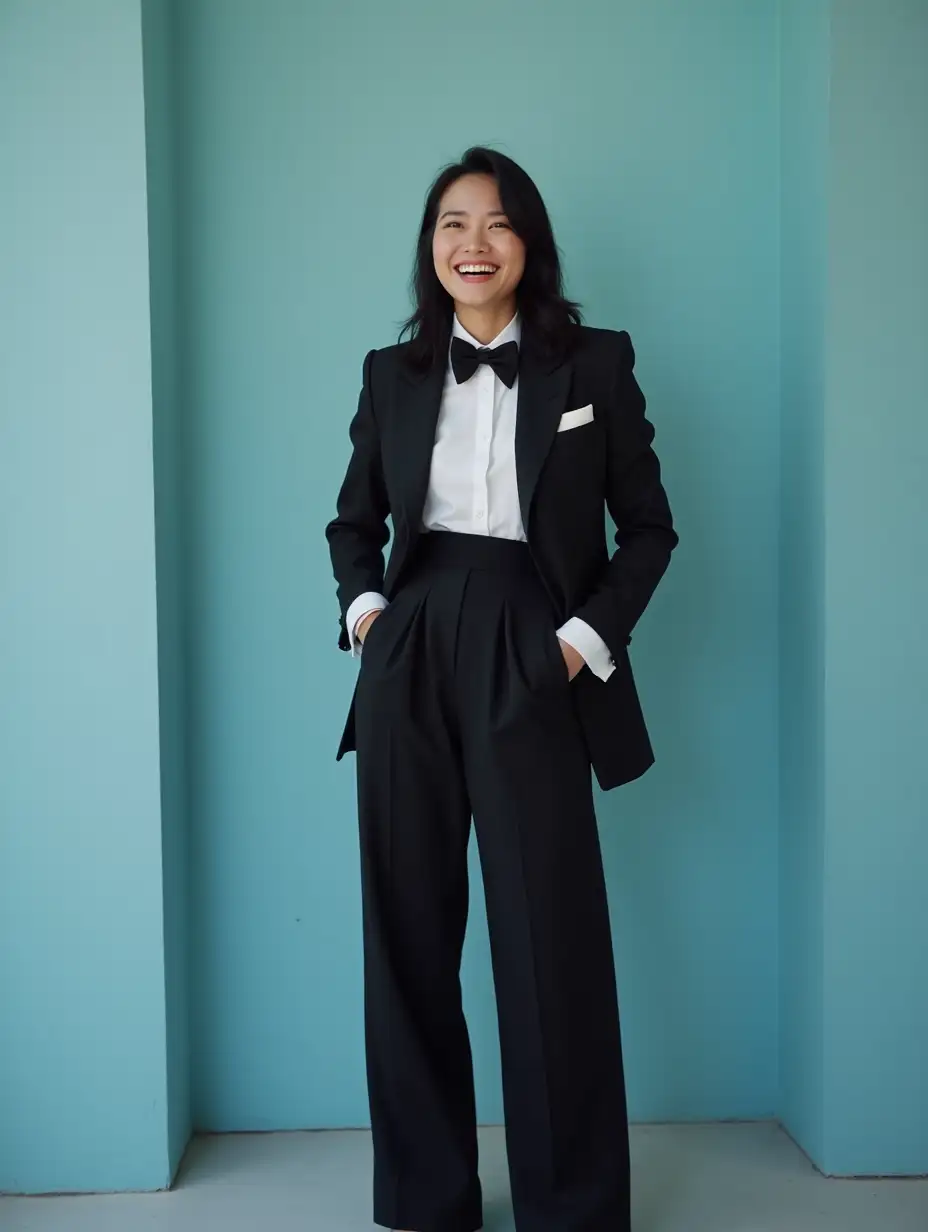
[568,330,678,657]
[324,348,391,651]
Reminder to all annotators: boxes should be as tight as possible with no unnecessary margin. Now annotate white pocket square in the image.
[557,403,595,432]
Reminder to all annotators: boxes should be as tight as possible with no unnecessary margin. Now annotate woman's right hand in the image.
[357,609,382,644]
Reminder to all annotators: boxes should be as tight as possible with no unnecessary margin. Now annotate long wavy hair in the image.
[397,146,583,372]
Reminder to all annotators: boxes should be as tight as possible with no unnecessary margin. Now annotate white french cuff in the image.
[555,616,616,682]
[345,591,389,657]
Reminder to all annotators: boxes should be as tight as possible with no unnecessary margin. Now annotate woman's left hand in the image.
[556,638,586,682]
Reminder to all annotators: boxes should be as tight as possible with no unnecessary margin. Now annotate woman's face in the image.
[432,173,526,314]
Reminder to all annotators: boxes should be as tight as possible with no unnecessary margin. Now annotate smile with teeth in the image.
[456,263,499,280]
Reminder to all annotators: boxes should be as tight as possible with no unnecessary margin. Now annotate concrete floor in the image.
[2,1121,927,1231]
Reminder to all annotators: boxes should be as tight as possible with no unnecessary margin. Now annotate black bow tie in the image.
[450,336,520,389]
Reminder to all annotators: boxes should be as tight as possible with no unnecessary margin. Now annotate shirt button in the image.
[476,510,485,521]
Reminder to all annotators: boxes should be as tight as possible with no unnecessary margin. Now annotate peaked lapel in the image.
[394,318,574,545]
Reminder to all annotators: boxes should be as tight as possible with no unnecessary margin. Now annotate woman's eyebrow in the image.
[437,209,508,222]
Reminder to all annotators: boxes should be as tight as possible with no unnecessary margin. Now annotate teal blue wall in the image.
[778,0,928,1177]
[778,0,828,1169]
[141,0,192,1178]
[821,0,928,1176]
[0,0,177,1193]
[1,0,925,1196]
[174,0,780,1131]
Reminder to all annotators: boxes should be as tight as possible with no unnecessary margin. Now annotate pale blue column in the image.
[778,0,829,1170]
[779,0,928,1176]
[0,0,186,1192]
[820,0,928,1176]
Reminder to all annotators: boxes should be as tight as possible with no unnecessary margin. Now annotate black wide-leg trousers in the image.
[353,530,630,1232]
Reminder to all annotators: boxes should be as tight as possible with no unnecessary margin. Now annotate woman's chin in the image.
[453,288,510,310]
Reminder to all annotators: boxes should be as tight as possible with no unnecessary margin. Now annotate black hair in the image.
[396,146,583,371]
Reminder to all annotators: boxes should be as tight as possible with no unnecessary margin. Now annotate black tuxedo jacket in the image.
[325,320,678,791]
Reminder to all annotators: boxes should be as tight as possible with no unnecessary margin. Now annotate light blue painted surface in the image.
[0,0,173,1194]
[778,0,828,1169]
[821,0,928,1176]
[778,0,928,1177]
[174,0,780,1130]
[141,0,193,1180]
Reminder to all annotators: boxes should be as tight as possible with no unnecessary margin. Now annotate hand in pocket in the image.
[358,610,383,644]
[556,636,585,682]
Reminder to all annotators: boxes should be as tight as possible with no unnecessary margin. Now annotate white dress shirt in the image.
[345,310,616,682]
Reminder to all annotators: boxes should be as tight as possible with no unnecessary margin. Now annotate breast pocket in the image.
[543,403,606,498]
[556,402,595,433]
[549,404,602,461]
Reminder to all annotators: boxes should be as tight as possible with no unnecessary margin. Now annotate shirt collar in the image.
[450,309,522,353]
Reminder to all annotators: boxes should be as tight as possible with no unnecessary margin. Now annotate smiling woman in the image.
[394,145,586,374]
[324,144,678,1232]
[431,172,526,332]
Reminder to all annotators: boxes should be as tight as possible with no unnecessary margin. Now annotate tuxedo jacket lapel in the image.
[394,357,442,544]
[394,321,574,543]
[514,326,573,534]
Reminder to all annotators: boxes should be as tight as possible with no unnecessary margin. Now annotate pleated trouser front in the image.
[353,530,630,1232]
